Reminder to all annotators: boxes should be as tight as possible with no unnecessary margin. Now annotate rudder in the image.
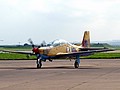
[82,31,90,47]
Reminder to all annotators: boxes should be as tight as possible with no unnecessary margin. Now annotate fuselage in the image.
[38,44,82,56]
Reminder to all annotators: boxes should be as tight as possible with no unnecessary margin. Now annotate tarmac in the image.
[0,59,120,90]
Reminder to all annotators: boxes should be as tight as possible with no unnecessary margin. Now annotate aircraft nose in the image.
[32,48,39,54]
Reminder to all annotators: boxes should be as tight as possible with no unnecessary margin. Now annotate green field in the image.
[81,53,120,59]
[0,53,120,60]
[0,53,36,60]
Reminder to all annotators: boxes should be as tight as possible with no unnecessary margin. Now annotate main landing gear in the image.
[36,55,81,69]
[74,55,80,68]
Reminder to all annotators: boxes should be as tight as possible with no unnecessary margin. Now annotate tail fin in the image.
[82,31,90,47]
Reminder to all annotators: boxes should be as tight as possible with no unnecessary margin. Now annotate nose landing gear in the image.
[37,59,42,68]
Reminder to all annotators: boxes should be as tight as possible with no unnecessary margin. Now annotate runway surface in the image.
[0,59,120,90]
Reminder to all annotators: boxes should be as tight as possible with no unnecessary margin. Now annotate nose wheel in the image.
[37,63,42,68]
[74,61,79,68]
[37,59,42,68]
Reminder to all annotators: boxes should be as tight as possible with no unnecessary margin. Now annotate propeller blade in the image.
[41,40,46,47]
[28,38,34,48]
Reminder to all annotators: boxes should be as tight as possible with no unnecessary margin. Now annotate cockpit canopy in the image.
[51,39,72,47]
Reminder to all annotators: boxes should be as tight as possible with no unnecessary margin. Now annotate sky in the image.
[0,0,120,45]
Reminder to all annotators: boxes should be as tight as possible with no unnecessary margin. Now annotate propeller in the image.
[28,38,42,49]
[28,38,34,48]
[28,38,41,52]
[41,40,47,47]
[28,38,38,54]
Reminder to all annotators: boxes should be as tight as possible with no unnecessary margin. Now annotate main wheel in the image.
[74,61,79,68]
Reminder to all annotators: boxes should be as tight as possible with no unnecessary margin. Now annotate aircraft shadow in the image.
[0,66,100,70]
[0,67,36,70]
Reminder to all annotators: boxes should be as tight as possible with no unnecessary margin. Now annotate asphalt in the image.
[0,59,120,90]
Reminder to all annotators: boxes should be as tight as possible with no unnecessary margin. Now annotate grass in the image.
[81,53,120,59]
[0,52,120,60]
[0,53,36,60]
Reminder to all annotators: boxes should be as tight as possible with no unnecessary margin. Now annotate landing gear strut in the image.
[74,55,80,68]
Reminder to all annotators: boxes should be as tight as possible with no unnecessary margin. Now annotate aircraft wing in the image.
[53,49,114,59]
[0,49,114,59]
[80,47,108,51]
[0,50,34,55]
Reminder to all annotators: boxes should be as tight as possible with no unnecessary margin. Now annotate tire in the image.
[74,61,79,68]
[37,64,40,68]
[37,61,42,69]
